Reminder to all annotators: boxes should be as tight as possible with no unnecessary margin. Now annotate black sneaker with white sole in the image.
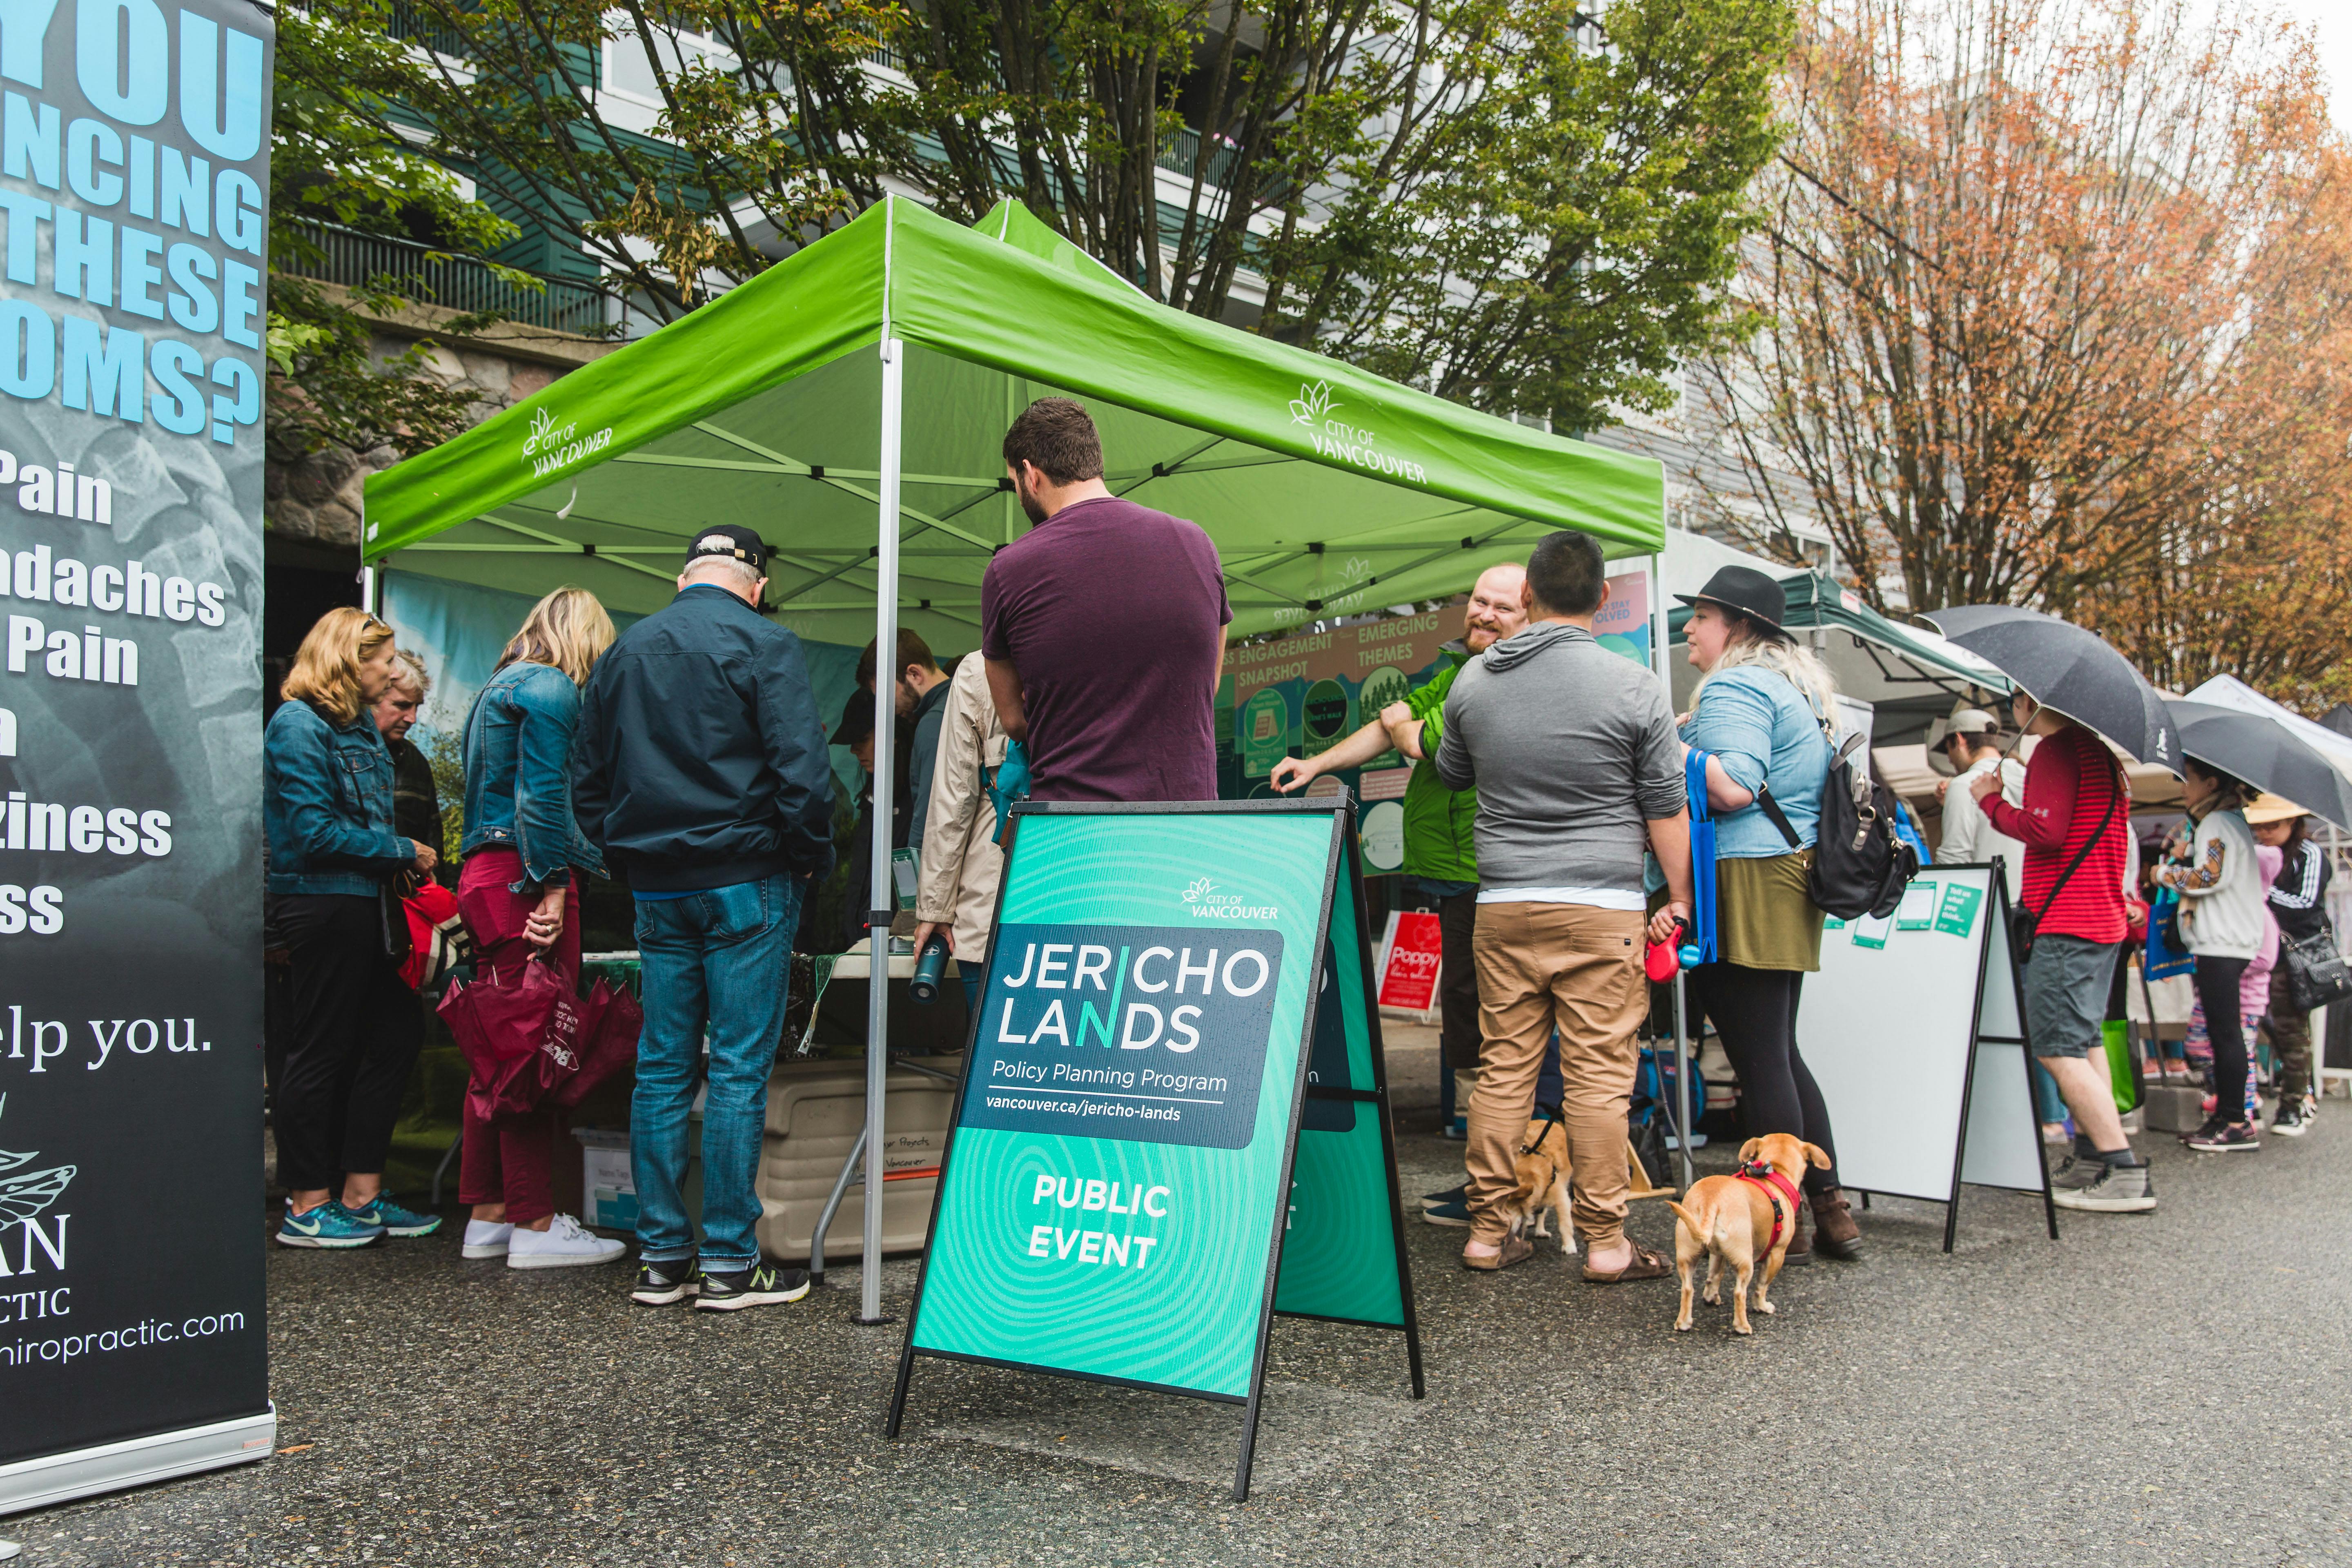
[630,1256,701,1306]
[2180,1114,2230,1146]
[2187,1120,2261,1153]
[1419,1183,1468,1211]
[694,1263,812,1312]
[2272,1097,2314,1138]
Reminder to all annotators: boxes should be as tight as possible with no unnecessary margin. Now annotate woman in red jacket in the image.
[1971,693,2149,1213]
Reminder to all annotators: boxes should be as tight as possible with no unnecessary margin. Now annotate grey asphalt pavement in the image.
[11,1070,2352,1567]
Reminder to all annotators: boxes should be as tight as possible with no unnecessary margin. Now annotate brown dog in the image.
[1499,1118,1680,1256]
[1667,1134,1829,1335]
[1501,1120,1576,1256]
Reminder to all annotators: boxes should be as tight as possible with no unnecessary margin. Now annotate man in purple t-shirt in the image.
[982,398,1232,802]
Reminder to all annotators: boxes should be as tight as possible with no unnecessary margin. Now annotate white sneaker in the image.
[507,1214,628,1270]
[462,1219,515,1259]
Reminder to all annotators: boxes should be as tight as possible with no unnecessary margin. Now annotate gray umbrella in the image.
[1919,606,2180,773]
[2165,700,2352,831]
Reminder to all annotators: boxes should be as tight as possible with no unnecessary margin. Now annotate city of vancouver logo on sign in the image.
[1182,878,1277,922]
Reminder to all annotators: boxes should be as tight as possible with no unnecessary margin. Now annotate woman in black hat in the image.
[1676,566,1862,1261]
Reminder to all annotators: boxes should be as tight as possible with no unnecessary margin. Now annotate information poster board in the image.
[1376,910,1442,1012]
[1794,864,2054,1251]
[1218,562,1655,872]
[0,0,276,1512]
[889,799,1421,1500]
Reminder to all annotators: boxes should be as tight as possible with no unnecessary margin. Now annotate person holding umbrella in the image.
[2249,795,2331,1136]
[1970,692,2152,1209]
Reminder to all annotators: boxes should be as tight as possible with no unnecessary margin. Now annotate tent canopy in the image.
[361,198,1666,653]
[1660,530,2008,743]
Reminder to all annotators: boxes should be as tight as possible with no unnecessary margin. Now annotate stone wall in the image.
[265,319,611,551]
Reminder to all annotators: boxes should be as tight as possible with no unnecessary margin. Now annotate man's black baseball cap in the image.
[829,690,875,748]
[685,523,769,574]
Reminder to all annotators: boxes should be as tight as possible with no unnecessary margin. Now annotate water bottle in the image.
[910,934,950,1005]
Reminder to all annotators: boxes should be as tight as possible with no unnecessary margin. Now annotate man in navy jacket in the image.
[572,524,834,1312]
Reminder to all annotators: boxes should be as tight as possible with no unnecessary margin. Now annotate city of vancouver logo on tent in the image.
[1285,381,1428,487]
[521,405,614,478]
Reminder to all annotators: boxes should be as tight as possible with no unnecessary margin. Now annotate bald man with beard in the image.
[1272,562,1530,1195]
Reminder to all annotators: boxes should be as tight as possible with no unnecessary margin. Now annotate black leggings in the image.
[273,894,423,1194]
[2193,954,2253,1126]
[1690,962,1840,1196]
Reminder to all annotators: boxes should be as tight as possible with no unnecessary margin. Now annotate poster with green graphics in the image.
[891,798,1421,1500]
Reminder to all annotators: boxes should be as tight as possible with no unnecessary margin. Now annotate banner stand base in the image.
[0,1409,276,1518]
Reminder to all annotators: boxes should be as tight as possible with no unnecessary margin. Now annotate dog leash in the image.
[1519,1104,1565,1157]
[1734,1160,1803,1253]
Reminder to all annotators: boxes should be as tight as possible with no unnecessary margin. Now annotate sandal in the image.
[1581,1242,1670,1283]
[1461,1235,1535,1272]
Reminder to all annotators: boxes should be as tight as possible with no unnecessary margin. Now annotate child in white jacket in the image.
[2157,759,2264,1151]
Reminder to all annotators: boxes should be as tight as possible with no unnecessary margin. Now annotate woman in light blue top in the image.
[1675,565,1859,1261]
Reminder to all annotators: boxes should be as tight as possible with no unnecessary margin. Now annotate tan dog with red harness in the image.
[1667,1134,1830,1335]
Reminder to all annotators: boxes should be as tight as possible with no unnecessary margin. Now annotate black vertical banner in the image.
[0,0,274,1500]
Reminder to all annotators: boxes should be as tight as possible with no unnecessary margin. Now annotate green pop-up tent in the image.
[363,196,1664,650]
[361,194,1666,1323]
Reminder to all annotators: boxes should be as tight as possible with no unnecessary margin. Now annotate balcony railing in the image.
[1156,125,1242,190]
[386,1,470,61]
[278,220,620,338]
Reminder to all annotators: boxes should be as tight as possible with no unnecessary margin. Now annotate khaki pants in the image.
[1467,901,1648,1247]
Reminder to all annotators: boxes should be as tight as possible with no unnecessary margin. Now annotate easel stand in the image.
[884,799,1424,1500]
[1795,863,2057,1252]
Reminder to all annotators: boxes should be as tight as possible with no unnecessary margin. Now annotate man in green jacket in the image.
[1272,562,1527,1161]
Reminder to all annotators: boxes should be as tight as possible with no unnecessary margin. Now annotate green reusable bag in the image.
[2104,1020,2140,1114]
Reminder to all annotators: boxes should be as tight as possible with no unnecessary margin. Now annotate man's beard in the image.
[1015,476,1050,525]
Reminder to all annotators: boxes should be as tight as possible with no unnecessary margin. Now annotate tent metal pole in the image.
[1647,548,1694,1193]
[860,334,906,1326]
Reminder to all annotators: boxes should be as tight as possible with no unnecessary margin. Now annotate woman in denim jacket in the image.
[454,587,626,1270]
[265,608,442,1250]
[1675,565,1862,1262]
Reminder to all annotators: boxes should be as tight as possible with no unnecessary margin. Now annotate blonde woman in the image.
[264,607,442,1249]
[454,586,626,1268]
[1675,566,1861,1262]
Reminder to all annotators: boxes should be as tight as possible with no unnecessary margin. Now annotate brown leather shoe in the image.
[1809,1187,1863,1261]
[1461,1234,1535,1272]
[1780,1201,1813,1266]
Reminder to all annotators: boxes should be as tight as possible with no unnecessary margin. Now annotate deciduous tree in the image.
[1696,0,2351,691]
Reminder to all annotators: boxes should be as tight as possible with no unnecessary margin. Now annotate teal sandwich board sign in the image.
[887,797,1423,1499]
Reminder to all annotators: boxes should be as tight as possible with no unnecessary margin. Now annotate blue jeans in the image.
[631,874,801,1270]
[2030,1058,2068,1125]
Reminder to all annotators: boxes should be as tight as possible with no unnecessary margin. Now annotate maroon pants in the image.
[455,848,580,1225]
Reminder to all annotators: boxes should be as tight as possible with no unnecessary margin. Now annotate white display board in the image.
[1791,863,2055,1251]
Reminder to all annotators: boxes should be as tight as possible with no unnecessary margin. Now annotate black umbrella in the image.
[2165,700,2352,831]
[1920,606,2180,774]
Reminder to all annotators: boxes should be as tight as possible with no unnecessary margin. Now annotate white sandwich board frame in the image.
[1791,862,2058,1251]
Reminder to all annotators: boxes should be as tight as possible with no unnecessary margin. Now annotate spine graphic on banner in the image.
[0,0,273,1492]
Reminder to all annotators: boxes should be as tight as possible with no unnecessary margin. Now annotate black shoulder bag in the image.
[2010,763,2120,965]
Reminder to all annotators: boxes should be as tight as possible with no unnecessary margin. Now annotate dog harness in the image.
[1735,1160,1804,1253]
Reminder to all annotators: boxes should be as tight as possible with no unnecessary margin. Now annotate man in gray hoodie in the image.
[1436,530,1693,1278]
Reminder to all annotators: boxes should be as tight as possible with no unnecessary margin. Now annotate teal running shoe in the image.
[278,1201,385,1249]
[343,1195,442,1238]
